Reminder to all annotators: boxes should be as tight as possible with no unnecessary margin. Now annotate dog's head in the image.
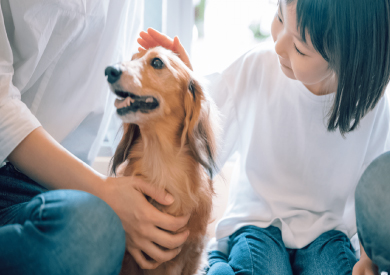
[106,47,219,177]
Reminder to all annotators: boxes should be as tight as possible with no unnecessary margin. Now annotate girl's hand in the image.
[100,176,190,269]
[137,28,193,70]
[352,257,379,275]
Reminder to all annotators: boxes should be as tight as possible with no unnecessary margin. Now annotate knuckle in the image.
[134,210,143,223]
[142,209,153,222]
[133,238,143,248]
[164,239,175,250]
[174,248,182,258]
[153,254,164,263]
[137,224,148,237]
[157,252,172,263]
[176,231,187,243]
[170,222,181,232]
[138,261,149,269]
[138,258,154,269]
[149,262,160,270]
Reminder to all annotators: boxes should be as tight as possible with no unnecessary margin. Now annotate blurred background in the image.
[191,0,276,75]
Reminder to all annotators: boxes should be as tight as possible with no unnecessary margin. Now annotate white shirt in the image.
[0,0,142,165]
[207,41,390,251]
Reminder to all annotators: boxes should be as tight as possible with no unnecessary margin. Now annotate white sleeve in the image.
[361,95,390,171]
[206,236,230,255]
[205,44,274,175]
[0,5,41,164]
[206,72,240,175]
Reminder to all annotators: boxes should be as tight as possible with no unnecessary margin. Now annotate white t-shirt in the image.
[207,41,390,251]
[0,0,142,165]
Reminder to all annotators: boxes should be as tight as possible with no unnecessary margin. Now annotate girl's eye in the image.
[151,58,164,69]
[277,13,283,23]
[294,44,305,56]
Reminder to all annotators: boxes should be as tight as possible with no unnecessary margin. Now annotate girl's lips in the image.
[278,57,292,70]
[280,62,292,70]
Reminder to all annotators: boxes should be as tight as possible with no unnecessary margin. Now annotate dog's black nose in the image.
[105,65,122,84]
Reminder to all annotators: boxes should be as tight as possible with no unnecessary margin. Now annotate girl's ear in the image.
[180,78,218,177]
[110,123,140,176]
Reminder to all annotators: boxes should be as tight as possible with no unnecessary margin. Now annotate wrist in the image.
[88,174,112,200]
[91,176,122,211]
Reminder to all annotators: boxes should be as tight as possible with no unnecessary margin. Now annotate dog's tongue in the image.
[115,97,132,109]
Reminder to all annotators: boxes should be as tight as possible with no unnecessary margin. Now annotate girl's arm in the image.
[352,242,379,275]
[7,126,190,269]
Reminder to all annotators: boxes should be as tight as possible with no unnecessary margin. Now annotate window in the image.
[192,0,276,75]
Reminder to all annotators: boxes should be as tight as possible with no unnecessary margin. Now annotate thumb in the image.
[135,179,175,206]
[173,36,193,70]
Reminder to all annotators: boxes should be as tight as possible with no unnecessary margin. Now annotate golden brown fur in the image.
[108,47,219,275]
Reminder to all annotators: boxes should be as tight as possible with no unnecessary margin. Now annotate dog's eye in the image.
[151,58,164,69]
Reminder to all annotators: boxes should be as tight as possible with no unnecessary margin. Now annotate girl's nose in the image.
[105,65,122,84]
[274,31,289,59]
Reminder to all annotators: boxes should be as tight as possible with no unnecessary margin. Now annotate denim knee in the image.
[293,230,357,275]
[356,152,390,272]
[228,226,292,275]
[25,190,126,275]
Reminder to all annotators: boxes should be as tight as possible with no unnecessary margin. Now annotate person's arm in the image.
[352,242,379,275]
[7,126,190,269]
[1,4,188,269]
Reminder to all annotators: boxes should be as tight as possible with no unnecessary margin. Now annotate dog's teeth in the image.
[145,97,153,103]
[125,97,131,106]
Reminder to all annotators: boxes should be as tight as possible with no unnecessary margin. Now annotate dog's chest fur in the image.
[122,136,204,217]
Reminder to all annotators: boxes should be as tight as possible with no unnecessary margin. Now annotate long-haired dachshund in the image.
[105,47,219,275]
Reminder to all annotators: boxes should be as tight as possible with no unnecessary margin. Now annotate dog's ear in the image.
[110,123,140,176]
[180,78,219,178]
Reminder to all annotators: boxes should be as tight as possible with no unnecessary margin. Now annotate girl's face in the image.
[271,0,336,95]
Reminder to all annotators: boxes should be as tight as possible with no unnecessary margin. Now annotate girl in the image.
[138,0,390,274]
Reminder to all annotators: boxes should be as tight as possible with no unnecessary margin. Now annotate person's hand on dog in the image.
[137,28,193,70]
[101,176,190,269]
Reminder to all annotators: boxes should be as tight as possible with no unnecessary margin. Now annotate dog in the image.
[105,46,219,275]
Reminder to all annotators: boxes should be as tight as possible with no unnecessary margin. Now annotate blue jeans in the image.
[356,151,390,273]
[206,226,358,275]
[0,163,126,275]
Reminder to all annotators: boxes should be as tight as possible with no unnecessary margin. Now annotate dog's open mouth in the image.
[114,90,159,115]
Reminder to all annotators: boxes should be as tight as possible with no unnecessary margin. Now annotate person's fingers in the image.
[150,227,190,250]
[141,241,182,264]
[140,31,159,48]
[138,47,146,52]
[134,179,174,206]
[172,36,183,52]
[153,212,191,232]
[147,28,174,49]
[173,36,193,70]
[129,248,160,270]
[137,37,152,49]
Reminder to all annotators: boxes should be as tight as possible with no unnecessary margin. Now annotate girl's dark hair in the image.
[286,0,390,134]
